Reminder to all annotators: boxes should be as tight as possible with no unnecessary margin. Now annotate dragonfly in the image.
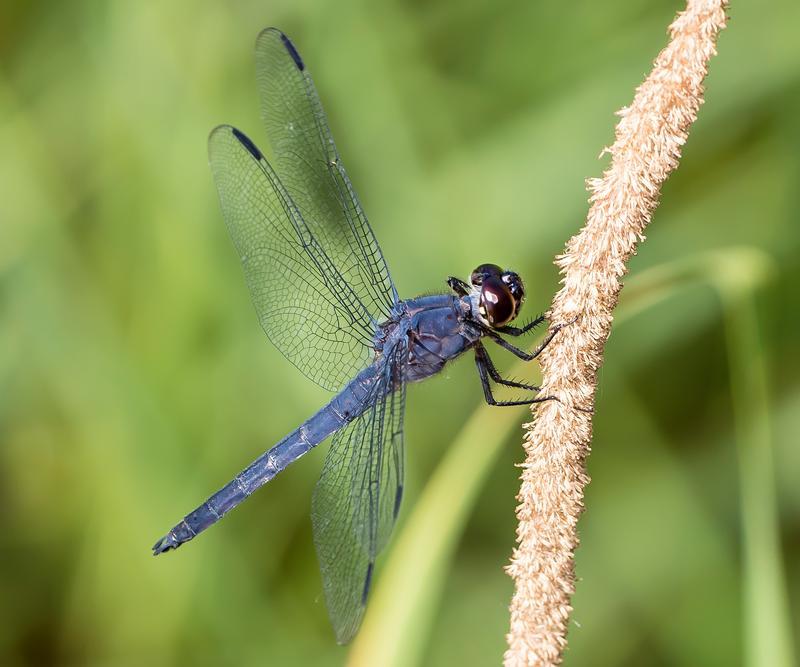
[152,27,562,644]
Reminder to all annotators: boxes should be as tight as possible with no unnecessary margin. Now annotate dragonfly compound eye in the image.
[478,276,517,327]
[470,263,503,287]
[501,270,525,318]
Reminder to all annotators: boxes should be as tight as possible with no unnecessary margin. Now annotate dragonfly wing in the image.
[311,344,407,644]
[255,28,398,324]
[209,125,379,391]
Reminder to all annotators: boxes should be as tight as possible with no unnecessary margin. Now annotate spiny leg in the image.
[475,342,540,391]
[474,344,555,407]
[496,313,546,337]
[483,322,563,361]
[447,276,470,296]
[408,329,446,361]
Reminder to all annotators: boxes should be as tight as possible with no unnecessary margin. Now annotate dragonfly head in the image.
[470,264,525,328]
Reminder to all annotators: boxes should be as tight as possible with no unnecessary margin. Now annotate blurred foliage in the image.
[0,1,798,666]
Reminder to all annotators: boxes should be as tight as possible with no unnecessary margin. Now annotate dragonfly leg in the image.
[408,329,447,361]
[496,313,546,337]
[489,315,578,358]
[484,323,561,361]
[447,276,470,296]
[474,343,556,407]
[475,342,540,391]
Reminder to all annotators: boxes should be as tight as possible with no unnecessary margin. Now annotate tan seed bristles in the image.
[504,1,729,665]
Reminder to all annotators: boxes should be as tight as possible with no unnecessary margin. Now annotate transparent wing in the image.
[209,125,380,391]
[311,344,407,644]
[255,28,398,324]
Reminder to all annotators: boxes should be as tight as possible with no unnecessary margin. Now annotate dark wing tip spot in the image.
[280,32,305,71]
[393,485,404,520]
[231,127,263,160]
[361,561,374,605]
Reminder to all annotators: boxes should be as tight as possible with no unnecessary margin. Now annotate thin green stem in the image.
[720,283,795,667]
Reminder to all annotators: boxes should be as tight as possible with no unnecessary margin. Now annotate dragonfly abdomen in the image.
[152,364,385,555]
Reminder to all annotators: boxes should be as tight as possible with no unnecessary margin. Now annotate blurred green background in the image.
[1,0,798,665]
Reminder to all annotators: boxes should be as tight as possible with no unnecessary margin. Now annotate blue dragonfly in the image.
[152,28,561,644]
